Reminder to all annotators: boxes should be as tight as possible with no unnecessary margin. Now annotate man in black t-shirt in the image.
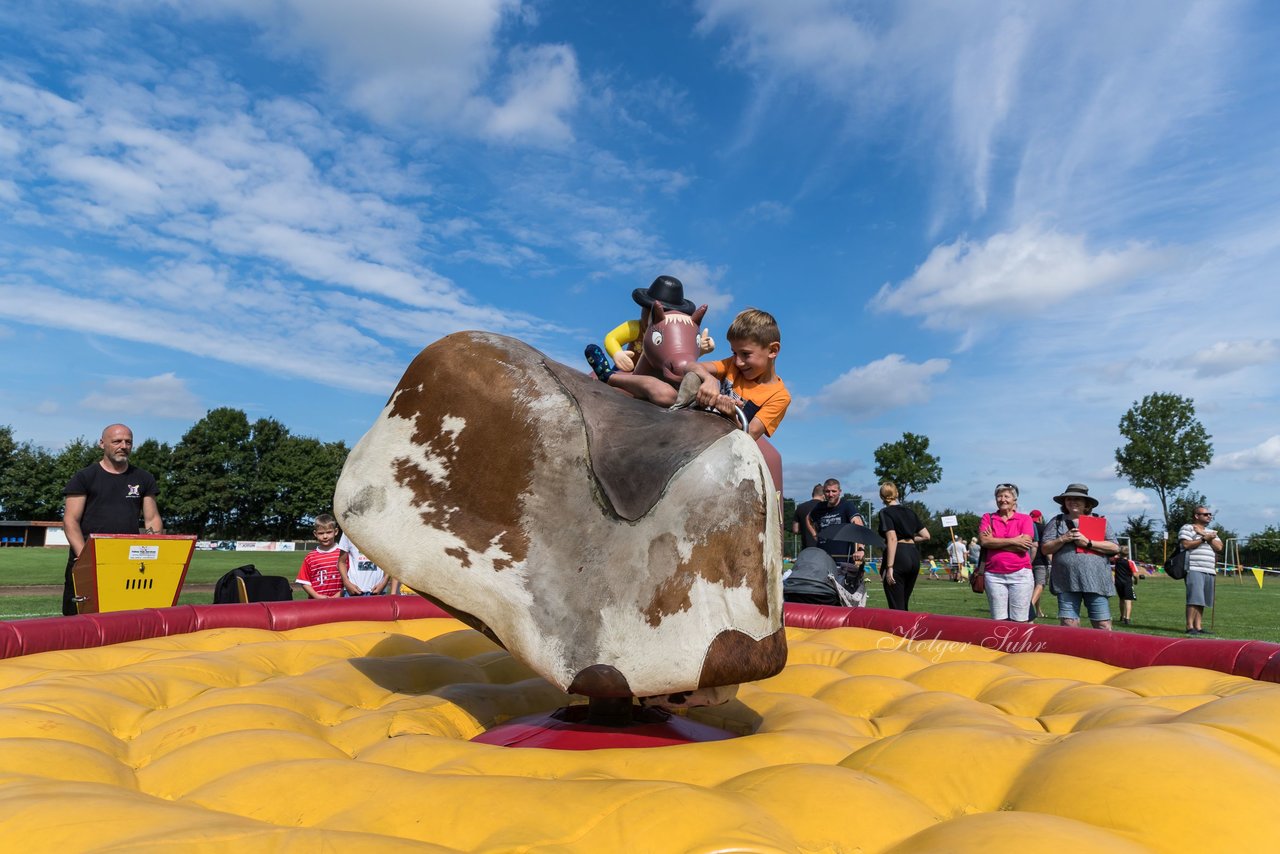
[62,423,163,615]
[791,484,824,552]
[805,478,865,563]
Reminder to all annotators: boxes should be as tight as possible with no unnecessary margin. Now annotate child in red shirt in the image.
[296,514,343,598]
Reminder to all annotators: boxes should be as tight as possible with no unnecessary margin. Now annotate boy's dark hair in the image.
[727,307,781,346]
[314,513,337,529]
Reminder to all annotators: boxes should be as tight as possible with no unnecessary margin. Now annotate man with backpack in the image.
[1179,506,1222,636]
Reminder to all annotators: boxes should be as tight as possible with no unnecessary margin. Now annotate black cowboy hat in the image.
[1053,483,1099,510]
[632,275,697,315]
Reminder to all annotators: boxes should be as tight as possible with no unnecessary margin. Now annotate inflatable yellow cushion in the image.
[0,619,1277,852]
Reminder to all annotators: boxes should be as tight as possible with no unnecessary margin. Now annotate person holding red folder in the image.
[1039,483,1121,630]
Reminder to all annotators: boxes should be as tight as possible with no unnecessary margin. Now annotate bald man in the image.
[61,424,163,615]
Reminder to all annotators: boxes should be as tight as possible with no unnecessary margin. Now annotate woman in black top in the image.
[876,481,930,610]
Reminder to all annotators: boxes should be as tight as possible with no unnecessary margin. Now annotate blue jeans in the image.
[1056,591,1110,622]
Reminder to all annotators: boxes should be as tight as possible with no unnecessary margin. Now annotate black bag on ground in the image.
[240,574,294,602]
[1164,545,1190,580]
[213,564,260,604]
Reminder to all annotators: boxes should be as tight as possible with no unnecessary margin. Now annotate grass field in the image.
[1,548,1277,642]
[0,549,305,620]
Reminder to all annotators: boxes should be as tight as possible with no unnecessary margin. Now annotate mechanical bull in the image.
[334,331,786,702]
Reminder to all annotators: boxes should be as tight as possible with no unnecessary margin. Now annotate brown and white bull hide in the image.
[334,331,786,700]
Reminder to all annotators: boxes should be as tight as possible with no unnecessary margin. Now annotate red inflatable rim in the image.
[2,597,1279,683]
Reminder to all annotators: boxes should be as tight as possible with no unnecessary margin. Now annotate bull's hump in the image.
[544,360,735,521]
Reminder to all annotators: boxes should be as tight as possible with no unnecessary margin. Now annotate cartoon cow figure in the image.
[334,331,785,702]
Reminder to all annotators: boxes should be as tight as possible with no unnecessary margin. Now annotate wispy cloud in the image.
[81,373,204,420]
[1108,486,1153,515]
[874,224,1171,345]
[1216,436,1280,472]
[815,354,950,420]
[1185,339,1280,378]
[696,1,1243,230]
[172,0,582,143]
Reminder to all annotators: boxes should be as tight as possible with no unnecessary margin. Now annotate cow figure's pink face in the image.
[334,331,785,699]
[636,303,708,384]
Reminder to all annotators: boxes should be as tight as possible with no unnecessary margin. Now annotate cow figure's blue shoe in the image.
[584,344,615,383]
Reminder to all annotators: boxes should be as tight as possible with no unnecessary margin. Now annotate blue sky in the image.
[2,1,1279,537]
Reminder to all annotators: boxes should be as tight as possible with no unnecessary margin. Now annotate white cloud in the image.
[661,261,733,315]
[1216,436,1280,472]
[783,459,866,501]
[479,45,580,144]
[80,373,203,420]
[1185,339,1280,378]
[169,0,580,143]
[697,2,1241,228]
[816,354,950,420]
[1108,486,1152,514]
[875,224,1171,342]
[744,200,793,224]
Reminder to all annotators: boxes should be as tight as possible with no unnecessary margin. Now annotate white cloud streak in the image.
[875,224,1172,344]
[1185,340,1280,378]
[81,373,204,420]
[1216,436,1280,472]
[816,354,950,420]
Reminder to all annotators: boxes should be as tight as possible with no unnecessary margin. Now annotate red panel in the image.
[1227,641,1280,680]
[0,622,22,659]
[1149,638,1261,673]
[1257,649,1280,684]
[191,602,274,631]
[155,605,201,637]
[86,609,169,646]
[782,603,853,630]
[390,597,450,620]
[2,597,1277,690]
[782,604,1280,683]
[10,616,104,657]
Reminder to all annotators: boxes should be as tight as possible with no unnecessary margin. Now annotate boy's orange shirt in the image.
[706,358,791,437]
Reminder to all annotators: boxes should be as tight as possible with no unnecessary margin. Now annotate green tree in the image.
[873,432,941,500]
[1121,513,1158,563]
[0,435,96,520]
[841,493,869,521]
[1166,490,1209,535]
[130,438,173,504]
[0,425,14,472]
[167,408,254,537]
[0,441,62,519]
[928,509,980,558]
[1115,392,1213,529]
[1242,526,1280,566]
[256,434,347,540]
[0,425,14,517]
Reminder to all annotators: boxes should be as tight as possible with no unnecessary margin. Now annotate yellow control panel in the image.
[72,534,196,613]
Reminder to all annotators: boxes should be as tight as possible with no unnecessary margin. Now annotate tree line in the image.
[0,408,347,541]
[5,391,1277,563]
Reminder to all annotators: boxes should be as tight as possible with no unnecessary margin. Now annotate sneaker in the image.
[583,344,615,382]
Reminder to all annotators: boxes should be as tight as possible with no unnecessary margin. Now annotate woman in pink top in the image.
[977,483,1035,621]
